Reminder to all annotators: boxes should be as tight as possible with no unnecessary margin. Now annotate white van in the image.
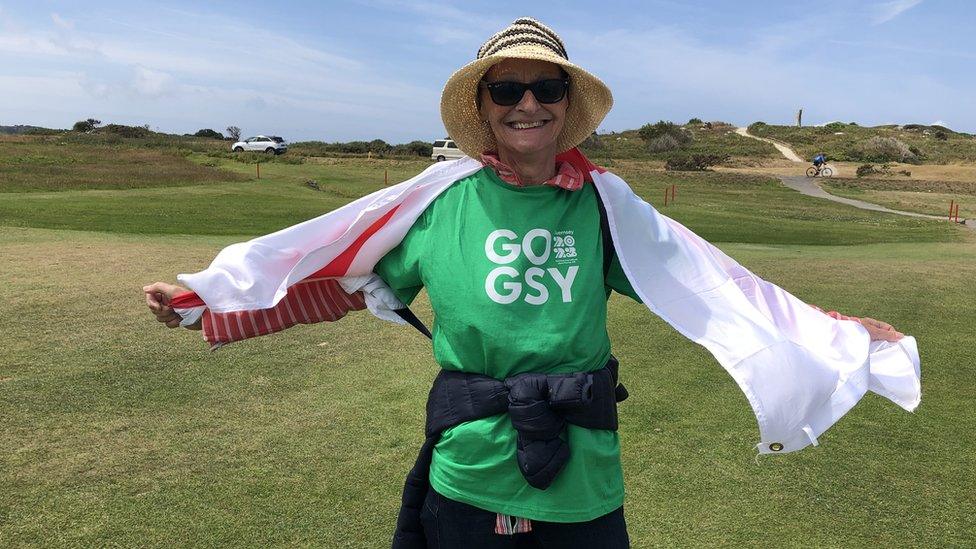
[431,138,465,161]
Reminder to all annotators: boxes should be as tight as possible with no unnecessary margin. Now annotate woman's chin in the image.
[498,136,558,158]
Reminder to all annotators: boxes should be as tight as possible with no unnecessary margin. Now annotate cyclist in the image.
[812,153,827,173]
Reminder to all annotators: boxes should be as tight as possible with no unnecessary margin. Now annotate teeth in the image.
[510,121,546,129]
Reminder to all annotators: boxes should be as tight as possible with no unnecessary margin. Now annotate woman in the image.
[145,18,914,549]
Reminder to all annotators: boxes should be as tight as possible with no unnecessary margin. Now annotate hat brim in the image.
[440,44,613,159]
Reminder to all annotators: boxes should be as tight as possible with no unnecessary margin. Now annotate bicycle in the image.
[806,165,833,178]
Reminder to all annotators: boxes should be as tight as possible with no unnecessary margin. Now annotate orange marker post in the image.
[664,187,669,206]
[385,169,388,185]
[950,200,955,221]
[256,163,260,179]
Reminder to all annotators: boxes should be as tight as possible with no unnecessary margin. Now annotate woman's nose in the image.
[514,89,541,111]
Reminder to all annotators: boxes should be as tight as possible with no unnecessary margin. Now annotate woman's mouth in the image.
[506,120,549,130]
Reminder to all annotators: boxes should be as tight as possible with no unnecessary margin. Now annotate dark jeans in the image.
[419,488,629,548]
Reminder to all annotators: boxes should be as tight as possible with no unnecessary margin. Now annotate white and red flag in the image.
[171,148,921,454]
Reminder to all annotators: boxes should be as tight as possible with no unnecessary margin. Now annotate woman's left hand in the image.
[858,317,904,342]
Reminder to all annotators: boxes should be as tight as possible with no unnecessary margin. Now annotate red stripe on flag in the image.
[310,205,401,278]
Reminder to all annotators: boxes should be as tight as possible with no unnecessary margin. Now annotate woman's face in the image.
[479,59,568,159]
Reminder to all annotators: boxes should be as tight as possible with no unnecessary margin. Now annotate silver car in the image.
[232,135,288,155]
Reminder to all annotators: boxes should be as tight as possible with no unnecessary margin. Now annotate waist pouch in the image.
[392,357,627,548]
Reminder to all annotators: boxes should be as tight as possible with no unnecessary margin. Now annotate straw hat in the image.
[440,17,613,158]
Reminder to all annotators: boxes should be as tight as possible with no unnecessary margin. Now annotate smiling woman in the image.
[143,16,919,549]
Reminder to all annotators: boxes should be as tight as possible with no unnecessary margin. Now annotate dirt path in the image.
[734,127,804,162]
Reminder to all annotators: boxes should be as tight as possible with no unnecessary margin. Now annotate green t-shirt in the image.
[374,167,640,522]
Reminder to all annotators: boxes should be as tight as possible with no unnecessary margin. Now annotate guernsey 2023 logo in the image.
[483,228,579,305]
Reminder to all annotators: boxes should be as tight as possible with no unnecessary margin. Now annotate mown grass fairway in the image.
[1,148,974,547]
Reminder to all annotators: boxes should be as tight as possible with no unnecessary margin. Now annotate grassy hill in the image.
[581,122,780,163]
[747,122,976,164]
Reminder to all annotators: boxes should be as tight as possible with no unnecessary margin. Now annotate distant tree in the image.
[194,128,224,139]
[368,138,390,152]
[226,126,241,141]
[72,118,102,133]
[687,117,703,125]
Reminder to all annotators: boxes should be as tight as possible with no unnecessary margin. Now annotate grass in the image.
[0,152,963,244]
[748,123,976,164]
[0,136,247,193]
[1,227,973,547]
[1,141,975,546]
[823,178,975,219]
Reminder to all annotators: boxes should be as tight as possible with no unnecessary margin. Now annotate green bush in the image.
[72,118,101,133]
[855,136,919,163]
[688,117,703,125]
[193,128,224,139]
[99,124,154,138]
[647,134,683,153]
[638,121,691,144]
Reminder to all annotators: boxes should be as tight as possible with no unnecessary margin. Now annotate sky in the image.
[1,0,973,142]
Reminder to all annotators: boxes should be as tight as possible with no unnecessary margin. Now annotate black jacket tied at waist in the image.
[392,356,627,548]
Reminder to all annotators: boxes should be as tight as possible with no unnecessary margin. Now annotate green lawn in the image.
[1,149,974,547]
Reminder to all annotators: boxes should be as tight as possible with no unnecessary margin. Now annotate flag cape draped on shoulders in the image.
[171,148,921,454]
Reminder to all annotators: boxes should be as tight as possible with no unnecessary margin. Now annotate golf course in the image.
[1,132,974,547]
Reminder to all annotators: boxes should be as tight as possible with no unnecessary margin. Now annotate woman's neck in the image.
[497,147,557,186]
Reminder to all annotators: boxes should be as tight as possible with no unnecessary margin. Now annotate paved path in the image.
[735,127,970,227]
[777,176,946,220]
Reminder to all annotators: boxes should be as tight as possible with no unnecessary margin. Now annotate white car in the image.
[431,138,465,161]
[232,135,288,154]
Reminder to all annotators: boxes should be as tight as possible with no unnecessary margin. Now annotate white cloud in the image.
[873,0,923,25]
[131,66,175,97]
[930,120,950,128]
[50,13,74,30]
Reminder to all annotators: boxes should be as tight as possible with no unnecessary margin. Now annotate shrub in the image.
[72,118,101,133]
[934,130,948,141]
[856,136,918,163]
[688,117,703,125]
[99,124,154,138]
[856,164,877,178]
[848,122,859,126]
[665,153,728,171]
[390,140,432,157]
[580,132,604,150]
[646,134,682,152]
[824,122,847,132]
[226,126,241,141]
[193,128,224,139]
[638,120,691,145]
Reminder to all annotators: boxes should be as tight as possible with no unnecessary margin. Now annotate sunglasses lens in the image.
[488,82,525,106]
[485,79,568,106]
[533,79,567,103]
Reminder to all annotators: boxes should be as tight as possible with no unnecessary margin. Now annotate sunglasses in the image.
[479,78,570,106]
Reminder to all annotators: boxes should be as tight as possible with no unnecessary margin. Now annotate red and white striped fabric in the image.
[172,147,921,455]
[196,279,366,347]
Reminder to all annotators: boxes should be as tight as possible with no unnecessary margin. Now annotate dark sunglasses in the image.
[479,78,570,106]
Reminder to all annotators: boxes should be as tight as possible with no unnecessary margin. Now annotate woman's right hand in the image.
[143,281,192,329]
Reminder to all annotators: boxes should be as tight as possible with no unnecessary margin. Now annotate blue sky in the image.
[1,0,973,142]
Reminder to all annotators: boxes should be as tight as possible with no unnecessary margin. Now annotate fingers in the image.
[860,317,904,341]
